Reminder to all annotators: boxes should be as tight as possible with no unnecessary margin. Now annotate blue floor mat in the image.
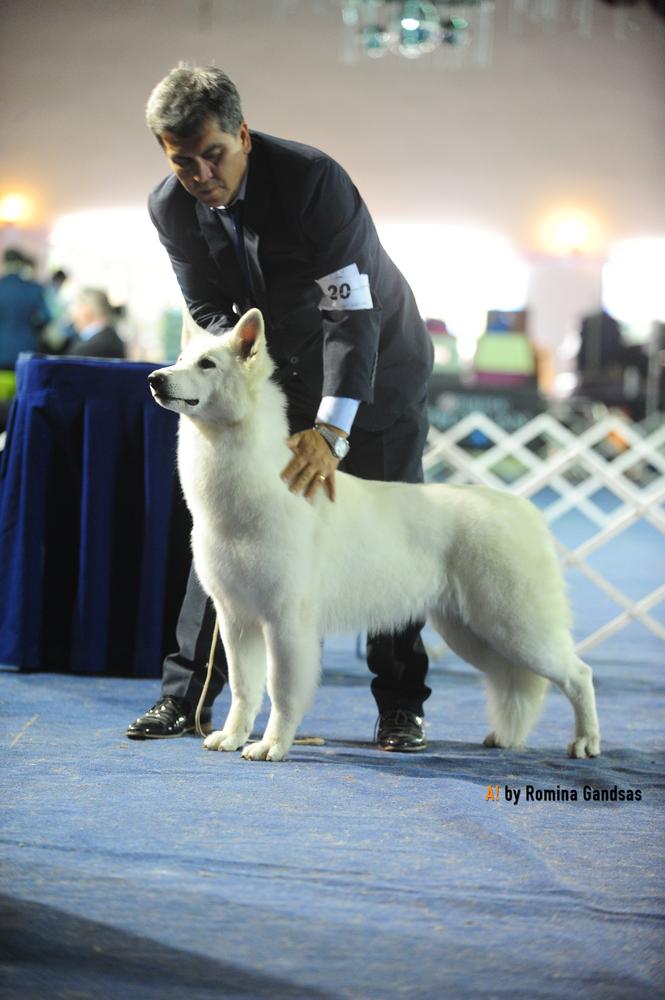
[1,626,664,1000]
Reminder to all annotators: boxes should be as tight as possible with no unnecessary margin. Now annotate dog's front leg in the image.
[204,613,266,753]
[242,617,320,762]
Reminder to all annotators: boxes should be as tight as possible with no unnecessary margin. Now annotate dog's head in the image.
[148,308,272,423]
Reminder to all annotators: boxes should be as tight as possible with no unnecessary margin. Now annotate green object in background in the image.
[161,309,183,362]
[474,333,535,375]
[0,371,16,401]
[430,334,460,374]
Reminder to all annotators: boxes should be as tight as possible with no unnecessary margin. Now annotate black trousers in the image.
[161,391,432,717]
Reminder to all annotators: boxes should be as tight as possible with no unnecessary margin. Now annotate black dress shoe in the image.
[126,695,212,740]
[375,709,427,752]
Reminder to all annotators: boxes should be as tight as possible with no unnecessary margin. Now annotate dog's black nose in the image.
[149,372,166,390]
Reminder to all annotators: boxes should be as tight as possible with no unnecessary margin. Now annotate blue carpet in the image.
[2,612,664,999]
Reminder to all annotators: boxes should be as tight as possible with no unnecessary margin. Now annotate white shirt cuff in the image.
[316,396,360,435]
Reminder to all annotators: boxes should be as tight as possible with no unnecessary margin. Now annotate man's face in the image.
[161,118,251,207]
[71,300,94,333]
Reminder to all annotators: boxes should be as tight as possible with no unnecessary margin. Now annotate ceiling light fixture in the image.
[342,0,664,66]
[342,1,493,63]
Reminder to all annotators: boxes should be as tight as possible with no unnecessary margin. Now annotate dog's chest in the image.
[178,426,311,612]
[191,514,293,618]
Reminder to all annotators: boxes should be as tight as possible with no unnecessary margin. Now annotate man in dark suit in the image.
[127,65,434,751]
[64,288,125,359]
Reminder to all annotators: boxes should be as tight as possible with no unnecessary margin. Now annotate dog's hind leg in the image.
[204,612,266,753]
[539,653,600,759]
[435,609,600,757]
[432,614,549,749]
[496,645,600,758]
[242,615,320,762]
[486,618,600,757]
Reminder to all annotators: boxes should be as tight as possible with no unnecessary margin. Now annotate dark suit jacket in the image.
[64,325,126,359]
[148,132,433,430]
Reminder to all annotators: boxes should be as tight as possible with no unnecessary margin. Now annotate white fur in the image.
[149,309,601,762]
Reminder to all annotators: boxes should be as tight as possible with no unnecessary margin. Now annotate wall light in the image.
[0,192,32,226]
[541,208,600,255]
[552,216,591,253]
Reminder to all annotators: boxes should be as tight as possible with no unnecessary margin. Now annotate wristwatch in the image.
[314,423,350,460]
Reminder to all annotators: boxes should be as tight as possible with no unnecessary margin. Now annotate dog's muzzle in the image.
[148,371,199,407]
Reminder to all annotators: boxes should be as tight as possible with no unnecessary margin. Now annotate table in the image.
[0,354,191,677]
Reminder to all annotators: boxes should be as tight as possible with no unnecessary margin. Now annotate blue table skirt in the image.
[0,354,191,677]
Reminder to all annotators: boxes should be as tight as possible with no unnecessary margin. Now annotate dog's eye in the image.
[198,357,215,370]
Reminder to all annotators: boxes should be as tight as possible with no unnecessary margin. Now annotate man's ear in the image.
[233,308,264,361]
[181,308,205,348]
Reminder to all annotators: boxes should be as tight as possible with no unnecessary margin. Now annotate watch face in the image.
[316,425,349,459]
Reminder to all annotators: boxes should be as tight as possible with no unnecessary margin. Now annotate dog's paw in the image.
[567,734,601,758]
[241,738,289,762]
[203,729,247,752]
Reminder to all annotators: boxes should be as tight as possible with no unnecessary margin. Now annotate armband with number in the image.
[315,263,373,311]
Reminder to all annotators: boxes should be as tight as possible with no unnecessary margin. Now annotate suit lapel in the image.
[241,137,271,312]
[243,229,267,310]
[243,134,271,236]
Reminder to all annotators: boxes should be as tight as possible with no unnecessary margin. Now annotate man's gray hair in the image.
[146,65,244,142]
[78,288,113,320]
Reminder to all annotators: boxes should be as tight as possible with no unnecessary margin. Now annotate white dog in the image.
[148,308,600,762]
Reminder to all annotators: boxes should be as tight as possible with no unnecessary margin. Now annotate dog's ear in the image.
[181,308,204,348]
[233,308,265,361]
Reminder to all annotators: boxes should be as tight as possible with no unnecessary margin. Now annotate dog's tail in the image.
[485,666,549,747]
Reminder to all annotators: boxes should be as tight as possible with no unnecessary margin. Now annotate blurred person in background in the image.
[577,309,625,377]
[62,288,126,359]
[577,308,649,420]
[42,268,72,351]
[0,247,50,370]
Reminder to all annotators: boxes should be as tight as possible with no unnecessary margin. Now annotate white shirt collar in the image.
[79,321,106,342]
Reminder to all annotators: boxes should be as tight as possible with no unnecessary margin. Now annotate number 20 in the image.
[327,282,351,301]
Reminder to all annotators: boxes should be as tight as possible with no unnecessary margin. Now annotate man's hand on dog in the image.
[282,426,344,502]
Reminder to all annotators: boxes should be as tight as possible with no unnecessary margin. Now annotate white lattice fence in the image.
[424,411,665,654]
